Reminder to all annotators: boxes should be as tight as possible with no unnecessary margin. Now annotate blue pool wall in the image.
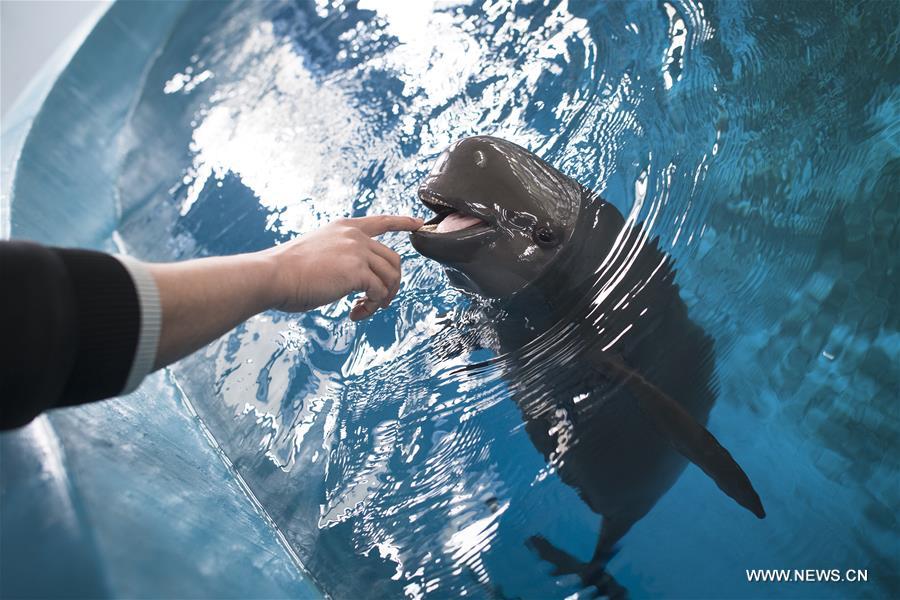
[0,2,320,597]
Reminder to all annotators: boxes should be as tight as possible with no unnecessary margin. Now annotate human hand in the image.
[264,215,423,320]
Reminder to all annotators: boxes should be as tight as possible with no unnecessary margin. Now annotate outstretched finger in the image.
[350,215,423,237]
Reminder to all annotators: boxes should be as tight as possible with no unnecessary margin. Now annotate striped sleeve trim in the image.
[114,255,162,394]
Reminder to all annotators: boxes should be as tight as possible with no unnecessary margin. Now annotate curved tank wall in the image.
[0,2,321,597]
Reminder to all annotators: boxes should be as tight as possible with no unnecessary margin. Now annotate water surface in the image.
[116,1,899,597]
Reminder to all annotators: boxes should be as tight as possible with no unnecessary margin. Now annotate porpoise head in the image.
[410,136,583,297]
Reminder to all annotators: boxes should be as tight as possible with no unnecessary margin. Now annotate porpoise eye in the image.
[474,150,487,168]
[533,225,558,248]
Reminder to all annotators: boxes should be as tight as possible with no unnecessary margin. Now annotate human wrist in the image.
[245,249,283,312]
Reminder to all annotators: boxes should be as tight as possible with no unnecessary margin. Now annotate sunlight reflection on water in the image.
[115,0,900,597]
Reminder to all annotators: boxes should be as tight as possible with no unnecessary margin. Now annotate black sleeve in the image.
[0,240,140,430]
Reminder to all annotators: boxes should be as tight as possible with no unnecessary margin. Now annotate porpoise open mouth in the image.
[416,189,492,235]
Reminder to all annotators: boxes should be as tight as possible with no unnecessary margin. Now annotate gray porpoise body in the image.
[410,136,763,592]
[496,199,717,530]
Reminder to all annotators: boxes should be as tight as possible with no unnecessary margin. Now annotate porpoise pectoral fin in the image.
[595,357,766,519]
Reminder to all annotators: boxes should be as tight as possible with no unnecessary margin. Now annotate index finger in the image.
[348,215,424,237]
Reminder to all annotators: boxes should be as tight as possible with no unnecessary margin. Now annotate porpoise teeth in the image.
[422,192,453,208]
[418,223,439,232]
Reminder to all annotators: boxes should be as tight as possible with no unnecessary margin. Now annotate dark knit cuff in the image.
[55,248,141,408]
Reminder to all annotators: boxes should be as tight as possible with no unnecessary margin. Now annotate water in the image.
[114,1,899,597]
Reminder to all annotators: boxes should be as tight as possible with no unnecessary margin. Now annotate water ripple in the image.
[115,0,900,597]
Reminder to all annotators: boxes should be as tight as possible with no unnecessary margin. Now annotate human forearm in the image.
[148,252,277,370]
[148,215,422,371]
[0,216,421,429]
